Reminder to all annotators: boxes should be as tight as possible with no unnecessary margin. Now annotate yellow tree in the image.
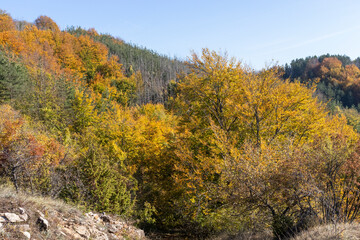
[171,49,357,235]
[174,48,245,134]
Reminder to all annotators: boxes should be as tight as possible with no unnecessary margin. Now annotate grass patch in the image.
[292,222,360,240]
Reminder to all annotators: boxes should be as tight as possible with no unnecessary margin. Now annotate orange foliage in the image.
[0,13,125,91]
[35,15,60,32]
[319,57,360,87]
[321,57,342,70]
[0,13,15,32]
[0,105,65,169]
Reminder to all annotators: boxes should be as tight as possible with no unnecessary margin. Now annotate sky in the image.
[2,0,360,70]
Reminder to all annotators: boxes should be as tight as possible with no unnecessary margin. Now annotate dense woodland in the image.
[2,11,360,239]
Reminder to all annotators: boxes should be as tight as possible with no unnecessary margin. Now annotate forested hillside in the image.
[1,10,360,239]
[284,54,360,131]
[67,26,187,104]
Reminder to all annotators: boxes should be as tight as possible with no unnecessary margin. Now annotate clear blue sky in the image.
[2,0,360,69]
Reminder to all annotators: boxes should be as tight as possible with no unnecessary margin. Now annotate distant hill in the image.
[66,26,187,104]
[284,54,360,109]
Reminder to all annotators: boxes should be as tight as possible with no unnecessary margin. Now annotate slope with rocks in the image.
[0,186,145,240]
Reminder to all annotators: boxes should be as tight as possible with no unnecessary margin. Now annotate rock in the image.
[58,230,67,237]
[4,212,24,222]
[100,214,111,223]
[74,225,90,239]
[18,208,28,221]
[93,214,100,223]
[0,203,145,240]
[133,229,145,239]
[86,212,101,223]
[19,207,26,215]
[85,212,94,217]
[22,231,31,239]
[89,228,109,240]
[19,213,28,221]
[37,216,49,231]
[36,210,45,218]
[108,226,117,233]
[109,233,122,240]
[98,226,106,231]
[62,227,83,239]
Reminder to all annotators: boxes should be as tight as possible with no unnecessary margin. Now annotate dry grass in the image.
[0,183,82,239]
[0,184,80,214]
[292,222,360,240]
[210,231,273,240]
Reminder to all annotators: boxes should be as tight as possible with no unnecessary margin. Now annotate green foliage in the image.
[138,202,157,225]
[75,141,134,216]
[66,26,187,104]
[284,54,360,108]
[0,51,29,104]
[110,77,137,106]
[272,214,294,239]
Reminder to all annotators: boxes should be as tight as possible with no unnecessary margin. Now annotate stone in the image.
[74,225,90,239]
[0,216,6,222]
[4,212,24,222]
[93,214,100,222]
[19,207,26,215]
[109,233,121,240]
[59,231,67,237]
[18,208,28,221]
[37,216,49,231]
[108,226,117,233]
[22,231,31,239]
[36,210,45,218]
[87,212,101,222]
[19,213,28,221]
[134,229,145,239]
[100,214,111,223]
[62,227,83,239]
[86,212,94,218]
[89,228,109,240]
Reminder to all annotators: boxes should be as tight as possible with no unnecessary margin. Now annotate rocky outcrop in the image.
[0,207,146,239]
[36,216,49,231]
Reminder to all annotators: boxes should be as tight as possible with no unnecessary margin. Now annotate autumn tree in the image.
[0,10,15,32]
[35,15,60,32]
[170,49,358,237]
[210,115,358,238]
[285,55,360,109]
[0,105,65,192]
[68,137,135,215]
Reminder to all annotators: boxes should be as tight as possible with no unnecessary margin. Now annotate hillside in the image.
[284,54,360,131]
[66,26,187,104]
[2,9,360,239]
[284,54,360,108]
[0,185,145,239]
